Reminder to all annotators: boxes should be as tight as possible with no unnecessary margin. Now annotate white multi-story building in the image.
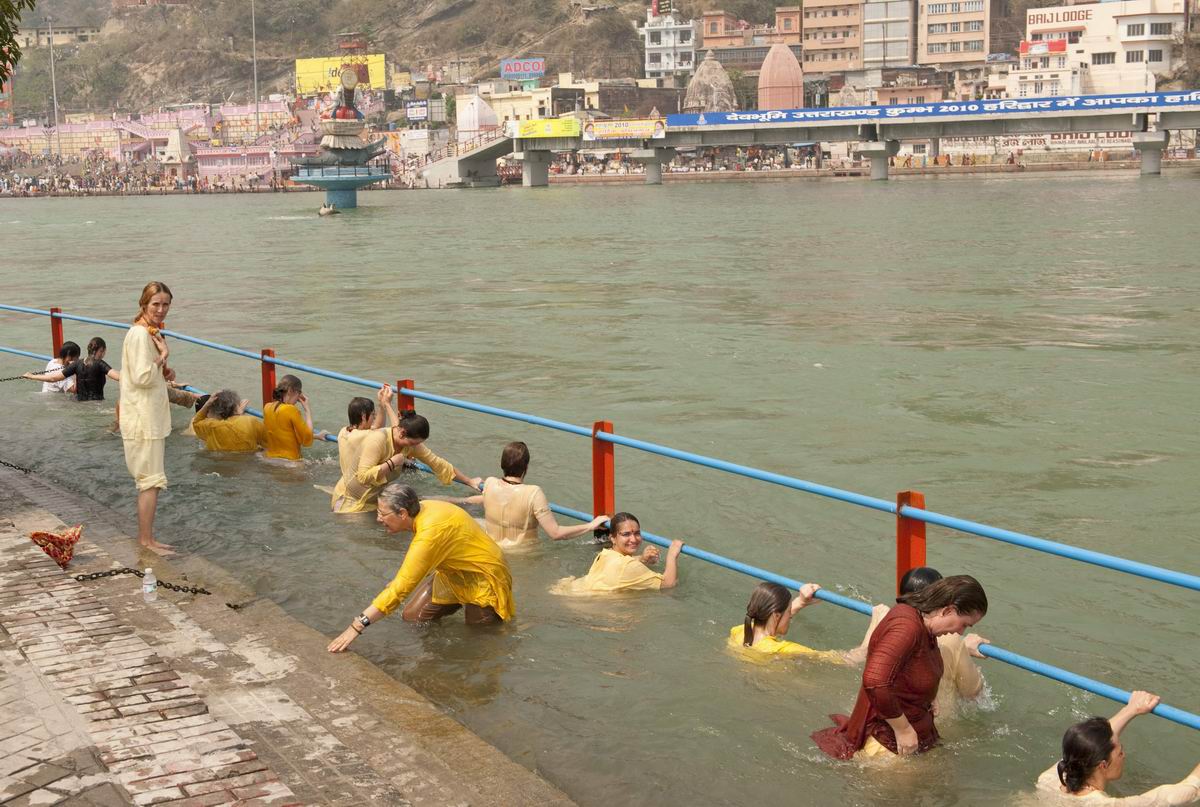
[638,8,701,79]
[862,0,915,69]
[1006,0,1186,97]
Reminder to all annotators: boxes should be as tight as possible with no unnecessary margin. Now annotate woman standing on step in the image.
[120,281,176,556]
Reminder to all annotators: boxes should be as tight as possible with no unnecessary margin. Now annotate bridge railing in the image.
[2,302,1198,732]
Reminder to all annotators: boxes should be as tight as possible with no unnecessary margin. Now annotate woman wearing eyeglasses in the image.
[552,512,684,594]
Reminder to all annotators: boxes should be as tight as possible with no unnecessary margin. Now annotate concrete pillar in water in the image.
[326,188,359,209]
[859,140,899,181]
[928,137,941,160]
[521,151,551,187]
[629,148,677,185]
[1132,131,1169,176]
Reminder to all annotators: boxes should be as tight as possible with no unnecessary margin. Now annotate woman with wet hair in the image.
[1036,690,1200,803]
[330,385,480,513]
[36,340,80,394]
[263,374,321,460]
[191,389,265,452]
[552,512,684,594]
[848,566,987,714]
[812,575,990,759]
[23,337,119,401]
[440,441,608,547]
[730,581,848,663]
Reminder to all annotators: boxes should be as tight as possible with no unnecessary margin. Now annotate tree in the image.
[2,0,38,83]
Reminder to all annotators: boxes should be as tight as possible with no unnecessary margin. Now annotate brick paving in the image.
[0,465,574,807]
[0,518,298,807]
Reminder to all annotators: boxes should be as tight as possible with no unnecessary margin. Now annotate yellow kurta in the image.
[263,402,313,460]
[726,626,847,663]
[551,548,663,595]
[371,500,514,620]
[192,411,266,452]
[118,324,171,440]
[331,427,455,513]
[481,478,551,546]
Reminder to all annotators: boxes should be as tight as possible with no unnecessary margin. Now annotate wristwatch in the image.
[356,614,371,629]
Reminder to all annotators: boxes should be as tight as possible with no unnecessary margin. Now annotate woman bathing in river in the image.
[438,441,608,548]
[552,512,684,594]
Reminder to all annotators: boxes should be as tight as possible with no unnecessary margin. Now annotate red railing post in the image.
[49,306,63,357]
[260,348,276,407]
[397,379,415,411]
[896,490,927,596]
[592,420,615,518]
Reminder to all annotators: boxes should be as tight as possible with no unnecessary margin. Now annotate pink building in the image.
[757,43,804,108]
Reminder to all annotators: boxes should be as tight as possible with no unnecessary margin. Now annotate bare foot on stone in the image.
[141,540,176,556]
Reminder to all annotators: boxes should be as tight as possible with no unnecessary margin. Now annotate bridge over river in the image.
[419,90,1200,187]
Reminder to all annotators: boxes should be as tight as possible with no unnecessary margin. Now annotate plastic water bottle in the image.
[142,568,157,603]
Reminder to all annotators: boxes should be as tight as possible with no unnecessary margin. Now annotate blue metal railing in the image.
[3,306,1200,731]
[4,303,1197,592]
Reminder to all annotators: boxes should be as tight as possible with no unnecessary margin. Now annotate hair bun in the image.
[399,409,417,418]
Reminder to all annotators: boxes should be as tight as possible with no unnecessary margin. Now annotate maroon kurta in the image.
[812,603,944,759]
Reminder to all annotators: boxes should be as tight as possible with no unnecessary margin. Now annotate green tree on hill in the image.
[2,0,38,82]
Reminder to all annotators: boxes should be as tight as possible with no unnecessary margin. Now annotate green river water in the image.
[1,173,1198,806]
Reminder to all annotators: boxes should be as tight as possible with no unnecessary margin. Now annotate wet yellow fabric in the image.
[370,500,514,620]
[726,626,847,663]
[331,427,455,513]
[263,402,313,460]
[552,548,663,595]
[191,411,266,453]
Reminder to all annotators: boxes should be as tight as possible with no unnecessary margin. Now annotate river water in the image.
[2,174,1198,806]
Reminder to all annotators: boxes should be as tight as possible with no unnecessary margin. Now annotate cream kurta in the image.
[119,324,171,440]
[481,478,551,547]
[331,427,456,513]
[1035,768,1200,805]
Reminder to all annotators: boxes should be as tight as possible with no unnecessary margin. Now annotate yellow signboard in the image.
[511,118,582,138]
[582,119,667,140]
[295,55,387,95]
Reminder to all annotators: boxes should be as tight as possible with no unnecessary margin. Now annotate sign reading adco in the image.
[501,58,546,81]
[666,91,1200,128]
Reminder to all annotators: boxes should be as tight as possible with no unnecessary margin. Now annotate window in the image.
[1068,31,1080,43]
[1033,80,1043,93]
[950,40,962,51]
[966,20,983,31]
[1150,22,1172,35]
[928,23,947,33]
[650,32,661,44]
[929,3,948,13]
[680,31,691,42]
[914,95,925,103]
[1126,49,1144,62]
[1031,32,1042,40]
[709,21,718,33]
[1148,48,1163,61]
[949,21,961,32]
[966,39,983,51]
[1092,51,1115,64]
[1056,55,1066,67]
[1126,23,1144,36]
[649,52,662,64]
[963,0,983,10]
[928,41,948,53]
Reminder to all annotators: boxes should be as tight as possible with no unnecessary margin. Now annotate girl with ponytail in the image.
[729,581,849,663]
[1036,690,1200,802]
[263,374,323,460]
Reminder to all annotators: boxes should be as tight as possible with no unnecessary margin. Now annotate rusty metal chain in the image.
[73,567,211,596]
[0,459,32,474]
